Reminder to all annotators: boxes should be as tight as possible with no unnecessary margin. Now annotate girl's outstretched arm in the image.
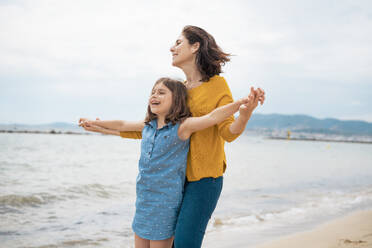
[229,87,265,134]
[178,96,250,140]
[82,124,121,136]
[79,118,145,132]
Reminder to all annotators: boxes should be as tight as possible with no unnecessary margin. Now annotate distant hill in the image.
[246,114,372,135]
[1,114,372,136]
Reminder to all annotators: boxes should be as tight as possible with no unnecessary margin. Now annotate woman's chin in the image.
[171,59,181,67]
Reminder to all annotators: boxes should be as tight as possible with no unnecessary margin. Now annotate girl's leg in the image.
[150,237,174,248]
[135,233,150,248]
[173,176,223,248]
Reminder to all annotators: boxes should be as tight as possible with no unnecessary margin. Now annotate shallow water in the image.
[1,133,372,247]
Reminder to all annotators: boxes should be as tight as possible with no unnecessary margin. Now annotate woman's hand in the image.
[81,122,120,136]
[238,87,265,118]
[78,117,100,128]
[78,117,143,133]
[257,88,265,105]
[82,124,103,133]
[79,117,91,127]
[228,87,265,135]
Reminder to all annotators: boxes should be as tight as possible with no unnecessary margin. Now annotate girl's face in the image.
[170,34,197,68]
[149,82,173,117]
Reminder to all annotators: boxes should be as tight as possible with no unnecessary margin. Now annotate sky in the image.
[0,0,371,124]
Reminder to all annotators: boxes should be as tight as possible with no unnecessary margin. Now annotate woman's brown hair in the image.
[145,77,192,125]
[182,25,231,82]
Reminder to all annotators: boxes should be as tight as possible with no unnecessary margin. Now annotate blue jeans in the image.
[173,176,223,248]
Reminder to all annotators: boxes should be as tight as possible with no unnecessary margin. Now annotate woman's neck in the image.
[181,63,203,87]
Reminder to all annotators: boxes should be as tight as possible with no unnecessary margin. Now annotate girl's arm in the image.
[178,97,250,140]
[229,87,265,134]
[79,118,145,132]
[82,124,121,136]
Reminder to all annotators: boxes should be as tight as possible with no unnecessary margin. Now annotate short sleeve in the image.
[119,131,142,139]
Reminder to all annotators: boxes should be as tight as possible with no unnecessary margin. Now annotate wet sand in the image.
[203,210,372,248]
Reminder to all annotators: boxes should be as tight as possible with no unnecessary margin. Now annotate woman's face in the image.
[170,34,197,68]
[149,82,173,117]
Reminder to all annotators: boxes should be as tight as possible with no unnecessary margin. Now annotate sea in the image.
[1,132,372,248]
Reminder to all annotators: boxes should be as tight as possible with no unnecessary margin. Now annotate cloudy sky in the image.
[1,0,371,124]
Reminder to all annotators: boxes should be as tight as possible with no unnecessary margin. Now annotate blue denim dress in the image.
[132,119,189,240]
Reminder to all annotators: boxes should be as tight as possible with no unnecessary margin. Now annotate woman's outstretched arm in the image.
[81,124,121,136]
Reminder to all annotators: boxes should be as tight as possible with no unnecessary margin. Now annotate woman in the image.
[121,25,265,247]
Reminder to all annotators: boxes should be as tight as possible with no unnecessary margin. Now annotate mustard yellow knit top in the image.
[120,75,242,181]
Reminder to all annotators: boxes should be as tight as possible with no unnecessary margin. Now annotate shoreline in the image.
[0,129,89,135]
[2,130,372,144]
[203,209,372,248]
[268,136,372,144]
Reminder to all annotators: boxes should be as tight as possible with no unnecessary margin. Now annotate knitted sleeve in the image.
[119,131,142,139]
[216,79,243,142]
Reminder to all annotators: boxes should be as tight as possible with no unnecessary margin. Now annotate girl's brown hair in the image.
[145,77,192,125]
[182,25,231,82]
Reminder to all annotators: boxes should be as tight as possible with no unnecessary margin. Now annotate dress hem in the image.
[133,226,174,241]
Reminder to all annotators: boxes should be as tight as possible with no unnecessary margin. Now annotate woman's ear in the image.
[191,42,200,54]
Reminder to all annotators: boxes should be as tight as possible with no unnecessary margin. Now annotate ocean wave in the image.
[0,183,131,209]
[210,188,372,230]
[0,230,20,236]
[0,160,32,168]
[0,193,58,208]
[19,238,109,248]
[63,183,121,199]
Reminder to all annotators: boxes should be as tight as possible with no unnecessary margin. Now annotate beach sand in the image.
[203,210,372,248]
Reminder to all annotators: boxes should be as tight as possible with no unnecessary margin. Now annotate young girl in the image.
[79,77,259,248]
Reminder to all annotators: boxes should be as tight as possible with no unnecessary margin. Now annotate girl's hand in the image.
[239,87,263,118]
[82,123,120,136]
[82,124,103,133]
[228,87,265,135]
[78,117,100,127]
[257,88,265,105]
[78,118,92,127]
